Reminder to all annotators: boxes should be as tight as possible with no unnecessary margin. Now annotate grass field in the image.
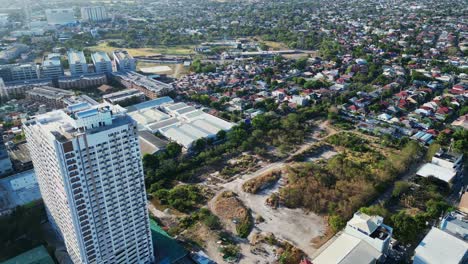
[88,42,195,56]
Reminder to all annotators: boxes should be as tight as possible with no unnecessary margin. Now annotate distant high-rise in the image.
[67,50,88,76]
[113,50,136,72]
[24,102,154,264]
[81,6,109,22]
[91,52,113,74]
[45,9,76,25]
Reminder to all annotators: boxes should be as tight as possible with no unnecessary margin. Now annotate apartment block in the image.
[91,52,113,74]
[67,50,88,76]
[24,103,154,264]
[113,50,136,72]
[81,6,109,22]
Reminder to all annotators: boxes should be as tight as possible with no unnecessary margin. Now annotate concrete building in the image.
[24,102,154,264]
[112,71,173,99]
[26,86,74,109]
[58,73,107,89]
[103,89,145,105]
[413,227,467,264]
[1,79,53,98]
[91,52,112,74]
[41,53,64,79]
[113,50,136,72]
[45,9,75,25]
[0,170,41,215]
[313,212,393,264]
[67,50,88,76]
[0,134,13,176]
[0,63,39,82]
[416,149,463,184]
[81,6,109,22]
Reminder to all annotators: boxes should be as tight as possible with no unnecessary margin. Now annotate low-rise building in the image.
[112,71,173,98]
[103,89,145,105]
[413,227,467,264]
[58,73,107,89]
[314,212,393,264]
[26,86,75,109]
[127,97,234,149]
[416,149,463,184]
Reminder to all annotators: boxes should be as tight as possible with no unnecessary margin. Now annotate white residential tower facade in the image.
[24,102,154,264]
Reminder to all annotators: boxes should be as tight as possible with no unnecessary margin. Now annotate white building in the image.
[81,6,109,22]
[416,149,463,184]
[41,53,64,79]
[67,50,88,76]
[413,227,467,264]
[113,50,136,72]
[314,212,393,264]
[127,98,234,149]
[24,103,154,264]
[91,52,112,74]
[45,9,76,25]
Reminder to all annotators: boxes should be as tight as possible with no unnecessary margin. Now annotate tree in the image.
[392,181,411,198]
[425,143,441,162]
[294,57,308,70]
[328,215,346,233]
[390,211,420,244]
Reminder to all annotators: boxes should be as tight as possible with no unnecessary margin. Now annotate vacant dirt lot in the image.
[223,171,325,257]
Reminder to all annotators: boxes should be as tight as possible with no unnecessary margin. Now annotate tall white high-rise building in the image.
[81,6,109,22]
[24,103,154,264]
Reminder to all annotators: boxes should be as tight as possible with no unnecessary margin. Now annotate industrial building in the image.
[24,102,154,264]
[127,97,234,149]
[113,50,136,72]
[91,52,113,74]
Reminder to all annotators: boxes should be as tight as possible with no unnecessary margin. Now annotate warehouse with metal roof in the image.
[127,97,234,149]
